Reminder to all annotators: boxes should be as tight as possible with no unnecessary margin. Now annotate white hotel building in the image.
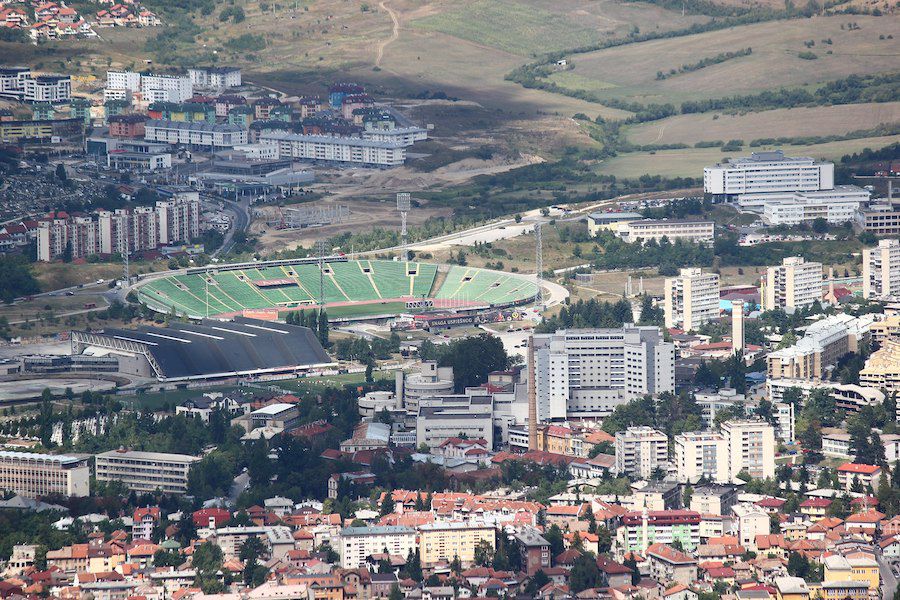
[664,267,720,330]
[704,150,869,225]
[260,131,407,166]
[863,238,900,300]
[532,326,675,422]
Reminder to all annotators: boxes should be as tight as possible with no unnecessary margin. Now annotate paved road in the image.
[215,197,250,257]
[878,554,897,600]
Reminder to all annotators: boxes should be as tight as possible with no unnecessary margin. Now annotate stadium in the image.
[135,257,541,321]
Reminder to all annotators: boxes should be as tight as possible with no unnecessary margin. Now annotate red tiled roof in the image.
[838,463,881,474]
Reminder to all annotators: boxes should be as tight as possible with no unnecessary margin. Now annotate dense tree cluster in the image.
[0,255,40,303]
[537,298,633,333]
[419,333,510,391]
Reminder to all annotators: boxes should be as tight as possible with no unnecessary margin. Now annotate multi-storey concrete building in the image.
[416,392,494,450]
[144,120,247,148]
[0,451,89,498]
[618,219,715,245]
[619,510,701,554]
[532,327,675,422]
[94,449,200,494]
[419,522,496,567]
[107,71,193,103]
[861,339,900,405]
[762,256,822,311]
[704,150,834,199]
[863,239,900,300]
[721,419,775,481]
[858,203,900,236]
[395,361,454,418]
[38,196,199,261]
[759,187,869,226]
[674,431,728,483]
[0,68,71,103]
[664,268,720,330]
[188,67,241,89]
[614,426,669,479]
[260,131,407,167]
[338,526,416,569]
[767,313,871,380]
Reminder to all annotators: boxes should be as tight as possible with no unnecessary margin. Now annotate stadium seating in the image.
[138,260,533,317]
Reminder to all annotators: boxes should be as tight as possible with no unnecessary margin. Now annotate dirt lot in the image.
[626,102,900,146]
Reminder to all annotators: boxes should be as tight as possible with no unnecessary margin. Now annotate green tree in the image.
[380,493,395,516]
[570,552,601,593]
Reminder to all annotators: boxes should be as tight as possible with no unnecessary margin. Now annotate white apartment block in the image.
[532,327,675,422]
[674,431,728,483]
[23,75,71,103]
[37,218,68,262]
[704,150,834,198]
[0,68,71,103]
[94,449,200,494]
[339,526,417,569]
[0,451,89,498]
[614,426,669,479]
[106,71,193,103]
[157,197,200,245]
[145,120,247,148]
[762,256,822,311]
[758,187,869,225]
[618,220,715,245]
[260,131,407,167]
[720,420,775,481]
[863,238,900,300]
[187,67,241,89]
[361,125,428,147]
[106,70,142,92]
[664,268,720,330]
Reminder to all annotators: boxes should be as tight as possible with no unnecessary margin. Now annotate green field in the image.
[625,102,900,145]
[273,371,390,394]
[544,15,900,105]
[596,134,900,177]
[412,0,604,56]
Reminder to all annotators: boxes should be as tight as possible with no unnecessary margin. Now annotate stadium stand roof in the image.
[72,317,333,381]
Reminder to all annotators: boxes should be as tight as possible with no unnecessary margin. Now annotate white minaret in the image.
[731,300,744,355]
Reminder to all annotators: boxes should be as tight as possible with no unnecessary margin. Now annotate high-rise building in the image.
[674,431,728,483]
[762,256,822,311]
[36,218,68,262]
[721,420,775,481]
[614,426,669,479]
[106,71,193,103]
[0,451,89,498]
[863,239,900,300]
[532,327,674,422]
[731,300,744,354]
[37,196,198,261]
[664,268,720,330]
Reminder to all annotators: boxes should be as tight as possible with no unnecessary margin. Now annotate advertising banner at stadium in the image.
[242,309,280,321]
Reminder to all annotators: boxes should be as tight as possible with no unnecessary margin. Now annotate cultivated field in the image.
[596,134,900,177]
[626,102,900,145]
[547,15,900,105]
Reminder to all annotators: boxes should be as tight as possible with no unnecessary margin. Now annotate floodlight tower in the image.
[316,239,327,309]
[397,192,411,262]
[534,222,543,309]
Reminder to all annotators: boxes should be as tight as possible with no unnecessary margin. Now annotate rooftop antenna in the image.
[397,192,411,262]
[534,222,544,309]
[316,239,327,309]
